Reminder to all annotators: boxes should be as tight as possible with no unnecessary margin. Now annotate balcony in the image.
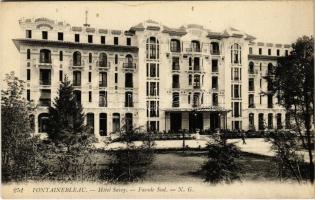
[186,48,201,54]
[172,64,180,72]
[123,62,136,71]
[39,79,51,86]
[69,59,84,70]
[99,81,107,88]
[38,99,51,107]
[210,49,220,55]
[172,82,180,89]
[97,61,110,71]
[248,86,255,92]
[37,59,52,68]
[193,82,201,89]
[248,103,256,108]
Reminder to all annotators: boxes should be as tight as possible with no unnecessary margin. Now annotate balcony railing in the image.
[193,83,201,89]
[248,69,255,74]
[210,50,220,55]
[248,104,256,108]
[99,81,107,87]
[170,48,181,53]
[123,62,136,69]
[39,58,52,64]
[73,81,81,87]
[97,61,110,69]
[172,64,180,71]
[39,79,51,85]
[186,48,201,53]
[172,83,180,89]
[39,99,51,107]
[212,66,218,73]
[249,86,255,91]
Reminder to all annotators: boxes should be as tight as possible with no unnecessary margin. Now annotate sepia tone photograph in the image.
[0,1,314,199]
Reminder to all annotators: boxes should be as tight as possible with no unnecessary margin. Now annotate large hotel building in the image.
[14,18,292,139]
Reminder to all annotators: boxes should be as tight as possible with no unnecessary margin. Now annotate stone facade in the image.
[13,18,292,139]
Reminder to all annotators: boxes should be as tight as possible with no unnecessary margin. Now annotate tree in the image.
[46,76,85,148]
[266,36,314,183]
[1,72,36,181]
[202,136,241,184]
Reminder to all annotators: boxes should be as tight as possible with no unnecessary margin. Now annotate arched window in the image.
[125,113,133,132]
[99,113,107,136]
[211,42,219,54]
[231,43,241,64]
[170,39,181,52]
[172,92,180,107]
[249,113,254,130]
[249,47,253,54]
[249,61,254,74]
[125,54,133,68]
[191,40,200,52]
[146,37,159,59]
[112,113,120,132]
[99,53,107,67]
[193,75,200,89]
[193,93,200,107]
[38,113,49,133]
[258,113,264,130]
[86,113,94,134]
[40,49,51,63]
[73,51,81,66]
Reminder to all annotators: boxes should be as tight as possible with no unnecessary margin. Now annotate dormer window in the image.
[191,40,200,52]
[42,31,48,40]
[170,39,181,52]
[127,38,131,46]
[88,35,93,43]
[75,34,80,42]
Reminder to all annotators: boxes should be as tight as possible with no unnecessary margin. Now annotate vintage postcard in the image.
[0,1,314,199]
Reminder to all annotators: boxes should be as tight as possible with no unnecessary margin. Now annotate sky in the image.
[0,1,313,79]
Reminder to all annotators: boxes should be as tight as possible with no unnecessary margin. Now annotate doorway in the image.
[189,112,203,132]
[170,112,182,132]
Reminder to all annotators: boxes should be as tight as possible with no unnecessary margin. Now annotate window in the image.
[212,59,218,72]
[39,69,51,85]
[27,89,30,101]
[124,55,134,68]
[191,40,200,52]
[99,91,107,107]
[89,53,92,63]
[249,113,254,129]
[38,113,49,132]
[88,72,92,83]
[59,70,63,82]
[260,95,262,105]
[285,113,291,129]
[212,93,218,106]
[101,36,105,44]
[248,94,254,108]
[248,61,254,74]
[73,51,81,66]
[126,38,131,46]
[212,76,218,90]
[99,113,107,136]
[40,49,51,63]
[188,75,192,85]
[99,53,108,67]
[260,79,262,88]
[147,101,159,117]
[115,54,118,64]
[232,67,241,81]
[259,48,262,55]
[114,37,119,45]
[115,73,118,84]
[249,47,252,54]
[231,43,241,64]
[276,113,282,129]
[267,63,273,75]
[172,57,180,70]
[125,113,133,132]
[277,49,280,56]
[146,37,159,59]
[26,30,32,38]
[27,62,30,67]
[193,93,200,107]
[170,39,181,52]
[27,69,31,81]
[88,35,93,43]
[42,31,48,40]
[27,49,31,59]
[73,71,81,86]
[86,113,94,133]
[125,92,133,107]
[232,84,241,98]
[147,63,159,78]
[193,57,200,71]
[146,82,159,96]
[193,75,200,89]
[268,113,273,129]
[89,91,92,102]
[268,94,273,108]
[172,75,180,88]
[39,90,51,106]
[75,34,80,42]
[99,72,107,87]
[59,51,63,61]
[248,78,254,91]
[285,50,288,56]
[125,73,133,88]
[172,92,180,107]
[73,90,81,103]
[232,102,241,117]
[268,49,271,55]
[58,32,63,41]
[188,93,191,104]
[210,42,219,54]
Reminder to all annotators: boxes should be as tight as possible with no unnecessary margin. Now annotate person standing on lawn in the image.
[241,130,246,144]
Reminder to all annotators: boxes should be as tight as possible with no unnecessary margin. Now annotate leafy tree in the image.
[265,36,314,183]
[46,76,86,149]
[1,72,36,181]
[202,136,241,184]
